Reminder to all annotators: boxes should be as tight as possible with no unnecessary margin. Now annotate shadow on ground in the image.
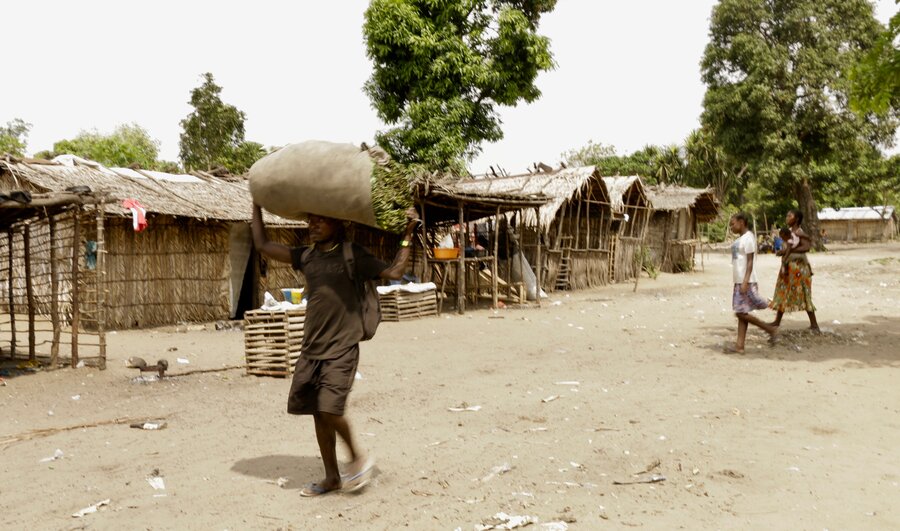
[231,455,323,491]
[700,315,900,367]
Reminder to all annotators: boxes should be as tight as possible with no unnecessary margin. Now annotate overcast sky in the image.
[3,0,896,174]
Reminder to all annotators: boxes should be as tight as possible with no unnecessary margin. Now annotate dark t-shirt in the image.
[291,243,388,360]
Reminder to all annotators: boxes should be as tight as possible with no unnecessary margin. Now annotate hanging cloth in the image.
[121,199,148,232]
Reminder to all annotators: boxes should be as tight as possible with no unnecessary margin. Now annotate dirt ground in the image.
[1,243,898,530]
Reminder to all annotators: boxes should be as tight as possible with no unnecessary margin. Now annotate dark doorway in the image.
[235,248,259,319]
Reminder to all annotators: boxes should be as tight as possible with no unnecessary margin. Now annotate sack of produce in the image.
[248,140,413,233]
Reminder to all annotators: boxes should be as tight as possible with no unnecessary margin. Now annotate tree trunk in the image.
[794,177,825,251]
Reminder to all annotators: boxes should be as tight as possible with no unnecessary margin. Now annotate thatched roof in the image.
[0,156,299,226]
[447,166,608,228]
[647,185,720,222]
[602,176,648,213]
[418,175,551,224]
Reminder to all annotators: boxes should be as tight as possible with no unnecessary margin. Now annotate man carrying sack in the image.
[251,204,419,496]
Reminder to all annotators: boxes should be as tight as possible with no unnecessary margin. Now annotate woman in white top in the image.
[727,212,777,353]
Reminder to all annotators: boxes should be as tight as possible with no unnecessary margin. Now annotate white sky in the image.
[3,0,896,174]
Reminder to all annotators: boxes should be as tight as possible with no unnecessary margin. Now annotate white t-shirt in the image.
[731,231,758,284]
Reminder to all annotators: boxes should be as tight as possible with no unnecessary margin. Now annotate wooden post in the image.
[49,216,60,366]
[534,207,542,308]
[96,205,107,370]
[574,200,582,249]
[7,230,15,359]
[24,224,36,362]
[456,201,465,314]
[71,210,80,368]
[492,207,500,309]
[419,199,429,282]
[633,208,652,293]
[586,197,592,249]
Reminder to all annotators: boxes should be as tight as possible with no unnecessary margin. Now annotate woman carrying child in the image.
[769,209,819,332]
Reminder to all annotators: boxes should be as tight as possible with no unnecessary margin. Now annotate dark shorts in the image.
[287,345,359,416]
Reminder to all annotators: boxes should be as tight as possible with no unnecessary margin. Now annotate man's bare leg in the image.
[311,414,341,492]
[319,412,363,465]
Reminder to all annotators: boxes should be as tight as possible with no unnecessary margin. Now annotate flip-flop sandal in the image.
[342,458,375,492]
[299,483,338,497]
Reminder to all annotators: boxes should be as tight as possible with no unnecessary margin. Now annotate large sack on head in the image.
[250,141,413,233]
[249,141,381,228]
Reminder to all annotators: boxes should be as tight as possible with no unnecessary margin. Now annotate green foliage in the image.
[371,160,416,233]
[849,5,900,114]
[683,128,749,203]
[179,73,263,174]
[364,0,555,170]
[48,124,163,169]
[563,141,661,181]
[564,141,693,185]
[0,118,32,157]
[700,0,897,249]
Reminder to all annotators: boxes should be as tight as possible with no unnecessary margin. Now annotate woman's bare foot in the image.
[723,345,745,354]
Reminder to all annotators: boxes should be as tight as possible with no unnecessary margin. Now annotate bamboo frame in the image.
[456,201,465,314]
[492,207,500,309]
[49,216,60,365]
[95,205,106,369]
[70,208,80,368]
[7,230,15,358]
[24,223,35,361]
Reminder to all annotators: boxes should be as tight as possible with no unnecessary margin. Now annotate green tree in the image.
[364,0,556,171]
[701,0,897,250]
[849,4,900,114]
[0,118,32,157]
[45,123,163,168]
[179,73,263,174]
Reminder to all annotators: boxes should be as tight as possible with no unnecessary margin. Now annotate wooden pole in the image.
[574,200,582,249]
[96,205,107,370]
[71,210,80,368]
[7,230,15,359]
[633,208,652,293]
[586,197,592,249]
[49,216,60,366]
[456,201,465,314]
[492,207,500,309]
[24,224,36,362]
[534,207,542,307]
[419,199,429,282]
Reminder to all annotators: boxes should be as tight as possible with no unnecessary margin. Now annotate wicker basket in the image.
[379,289,438,321]
[244,308,305,377]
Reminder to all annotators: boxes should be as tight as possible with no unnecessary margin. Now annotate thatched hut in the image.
[415,178,549,312]
[0,156,307,330]
[817,206,897,242]
[645,185,720,273]
[447,168,651,290]
[600,176,651,283]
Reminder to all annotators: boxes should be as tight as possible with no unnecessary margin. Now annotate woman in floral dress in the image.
[769,209,820,332]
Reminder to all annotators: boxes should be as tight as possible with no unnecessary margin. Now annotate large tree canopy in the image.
[364,0,556,170]
[701,0,897,249]
[179,73,264,174]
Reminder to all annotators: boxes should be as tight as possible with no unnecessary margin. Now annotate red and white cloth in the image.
[121,199,148,232]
